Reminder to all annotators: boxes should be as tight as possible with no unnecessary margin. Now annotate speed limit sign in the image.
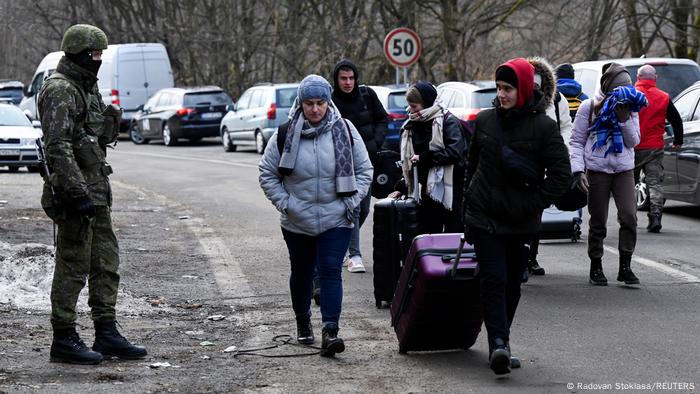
[384,28,421,67]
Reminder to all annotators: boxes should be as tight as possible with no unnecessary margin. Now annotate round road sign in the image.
[384,28,421,67]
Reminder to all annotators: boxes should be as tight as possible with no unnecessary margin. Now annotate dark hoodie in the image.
[463,57,571,235]
[331,60,388,161]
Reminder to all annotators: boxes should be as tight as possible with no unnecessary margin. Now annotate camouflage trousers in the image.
[634,149,664,215]
[51,206,120,329]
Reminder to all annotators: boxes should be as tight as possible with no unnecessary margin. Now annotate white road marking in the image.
[111,180,255,301]
[116,150,259,168]
[603,245,700,282]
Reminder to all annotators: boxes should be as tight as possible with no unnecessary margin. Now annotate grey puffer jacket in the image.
[259,113,373,236]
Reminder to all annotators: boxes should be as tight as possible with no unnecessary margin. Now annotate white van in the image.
[20,43,174,132]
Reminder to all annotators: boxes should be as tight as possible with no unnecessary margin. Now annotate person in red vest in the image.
[634,65,684,233]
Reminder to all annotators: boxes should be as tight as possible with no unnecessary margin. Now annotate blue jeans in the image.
[282,227,352,327]
[347,191,372,258]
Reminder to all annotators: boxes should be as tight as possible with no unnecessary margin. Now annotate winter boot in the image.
[296,314,315,345]
[320,323,345,357]
[50,326,103,365]
[489,338,511,375]
[589,258,607,286]
[617,255,640,285]
[647,213,662,233]
[92,321,147,360]
[528,259,545,276]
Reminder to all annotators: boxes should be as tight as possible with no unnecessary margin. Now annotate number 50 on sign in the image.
[383,28,421,67]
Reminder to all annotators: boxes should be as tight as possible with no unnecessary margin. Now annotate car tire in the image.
[635,170,650,211]
[129,122,149,145]
[255,130,266,154]
[163,123,178,147]
[8,166,19,173]
[222,128,236,152]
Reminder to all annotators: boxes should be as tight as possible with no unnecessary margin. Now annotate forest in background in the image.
[2,0,700,98]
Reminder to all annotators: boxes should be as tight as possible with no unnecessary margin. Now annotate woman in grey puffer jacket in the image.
[259,75,373,358]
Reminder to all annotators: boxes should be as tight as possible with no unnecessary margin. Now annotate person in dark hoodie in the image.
[555,63,589,120]
[331,59,388,273]
[463,58,570,375]
[388,82,466,234]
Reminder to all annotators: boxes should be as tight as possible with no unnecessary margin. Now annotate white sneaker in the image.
[346,256,366,273]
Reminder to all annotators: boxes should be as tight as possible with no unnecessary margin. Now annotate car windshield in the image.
[626,64,700,99]
[183,91,232,107]
[472,89,497,108]
[276,88,298,108]
[0,88,24,105]
[388,92,408,110]
[0,106,31,127]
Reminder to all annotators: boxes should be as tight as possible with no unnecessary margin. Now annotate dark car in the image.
[636,81,700,208]
[369,85,408,152]
[0,80,25,105]
[128,86,232,146]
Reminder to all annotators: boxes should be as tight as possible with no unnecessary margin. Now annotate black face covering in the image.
[66,49,102,75]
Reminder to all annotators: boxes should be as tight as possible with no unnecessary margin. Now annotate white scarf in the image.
[400,102,454,209]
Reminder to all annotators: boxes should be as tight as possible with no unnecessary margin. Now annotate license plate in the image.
[0,149,20,156]
[201,112,222,120]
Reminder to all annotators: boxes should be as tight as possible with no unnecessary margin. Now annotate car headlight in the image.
[21,138,36,147]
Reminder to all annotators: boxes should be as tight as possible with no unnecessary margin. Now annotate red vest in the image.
[635,79,669,150]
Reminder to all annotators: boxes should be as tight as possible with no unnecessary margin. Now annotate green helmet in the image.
[60,24,108,54]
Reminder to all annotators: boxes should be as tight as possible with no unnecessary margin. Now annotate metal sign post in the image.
[384,27,421,86]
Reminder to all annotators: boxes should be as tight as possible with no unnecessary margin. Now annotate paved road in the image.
[5,137,698,393]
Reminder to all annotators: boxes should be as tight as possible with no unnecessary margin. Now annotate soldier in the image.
[38,24,147,365]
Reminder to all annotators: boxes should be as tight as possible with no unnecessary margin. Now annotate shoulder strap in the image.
[358,85,369,111]
[554,93,561,132]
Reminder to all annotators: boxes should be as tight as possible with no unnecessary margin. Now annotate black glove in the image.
[75,195,96,218]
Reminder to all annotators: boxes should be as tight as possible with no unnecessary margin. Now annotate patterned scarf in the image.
[278,98,356,196]
[590,85,647,157]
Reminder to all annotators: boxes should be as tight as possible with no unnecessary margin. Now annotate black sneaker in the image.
[528,260,545,276]
[51,327,103,365]
[489,338,511,375]
[296,318,315,345]
[589,269,608,286]
[320,324,345,357]
[617,268,640,285]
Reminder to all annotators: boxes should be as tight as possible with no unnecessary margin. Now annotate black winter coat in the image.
[332,87,388,161]
[463,91,571,235]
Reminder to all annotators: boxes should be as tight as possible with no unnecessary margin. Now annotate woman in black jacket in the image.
[389,81,467,233]
[463,58,570,375]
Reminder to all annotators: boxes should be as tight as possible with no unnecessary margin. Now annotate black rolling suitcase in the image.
[371,150,402,199]
[372,197,420,308]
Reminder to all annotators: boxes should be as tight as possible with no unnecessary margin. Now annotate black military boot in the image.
[92,321,147,360]
[617,255,640,285]
[647,213,662,233]
[320,323,345,357]
[296,314,314,345]
[50,326,103,365]
[589,257,607,286]
[528,259,545,276]
[489,338,511,375]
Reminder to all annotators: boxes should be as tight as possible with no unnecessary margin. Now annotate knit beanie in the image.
[408,81,438,108]
[495,66,518,88]
[298,74,332,102]
[600,63,632,94]
[555,63,575,80]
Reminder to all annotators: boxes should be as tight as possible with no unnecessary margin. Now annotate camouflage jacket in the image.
[38,56,113,207]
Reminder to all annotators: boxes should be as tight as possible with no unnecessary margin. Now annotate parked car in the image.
[437,81,497,130]
[636,80,700,208]
[0,80,24,105]
[369,84,407,152]
[128,86,232,146]
[0,103,41,172]
[573,57,700,101]
[20,43,174,134]
[220,83,298,154]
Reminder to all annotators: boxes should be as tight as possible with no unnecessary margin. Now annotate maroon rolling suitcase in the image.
[390,233,482,354]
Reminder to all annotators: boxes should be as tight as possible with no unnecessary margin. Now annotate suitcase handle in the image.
[446,234,477,280]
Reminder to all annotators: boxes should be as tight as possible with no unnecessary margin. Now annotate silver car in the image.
[0,104,42,172]
[220,83,298,154]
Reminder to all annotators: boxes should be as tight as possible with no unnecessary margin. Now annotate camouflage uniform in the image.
[38,26,121,330]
